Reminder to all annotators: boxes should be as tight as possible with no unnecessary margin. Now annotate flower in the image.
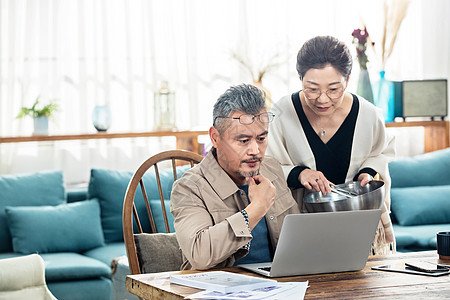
[351,27,373,70]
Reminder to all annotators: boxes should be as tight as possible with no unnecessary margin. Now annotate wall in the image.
[0,0,449,183]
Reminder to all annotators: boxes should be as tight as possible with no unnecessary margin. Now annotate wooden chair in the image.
[122,150,203,275]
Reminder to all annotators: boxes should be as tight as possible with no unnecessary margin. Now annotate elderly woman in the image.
[267,35,396,254]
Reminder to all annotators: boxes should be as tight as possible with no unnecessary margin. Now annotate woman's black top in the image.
[287,92,376,189]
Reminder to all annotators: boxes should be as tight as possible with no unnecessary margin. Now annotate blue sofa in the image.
[0,167,184,300]
[389,147,450,252]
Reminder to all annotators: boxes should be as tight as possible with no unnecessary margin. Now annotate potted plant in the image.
[16,98,58,135]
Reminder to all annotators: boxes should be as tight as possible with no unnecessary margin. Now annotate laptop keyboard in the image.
[259,266,271,272]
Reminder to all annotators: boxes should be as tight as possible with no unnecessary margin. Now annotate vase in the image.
[356,70,374,104]
[253,80,272,110]
[92,105,111,132]
[33,116,49,135]
[372,71,395,123]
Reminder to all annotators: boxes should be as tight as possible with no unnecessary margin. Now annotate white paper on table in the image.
[185,281,308,300]
[269,282,309,299]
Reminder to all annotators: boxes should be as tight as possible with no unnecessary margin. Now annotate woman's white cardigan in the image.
[267,93,396,253]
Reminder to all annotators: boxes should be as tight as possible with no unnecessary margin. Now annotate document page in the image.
[186,281,309,300]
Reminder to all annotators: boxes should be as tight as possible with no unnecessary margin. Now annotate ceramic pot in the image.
[33,116,49,135]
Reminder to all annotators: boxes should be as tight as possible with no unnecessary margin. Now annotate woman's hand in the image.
[299,169,331,195]
[358,173,374,186]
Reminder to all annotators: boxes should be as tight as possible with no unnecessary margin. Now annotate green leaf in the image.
[16,98,58,119]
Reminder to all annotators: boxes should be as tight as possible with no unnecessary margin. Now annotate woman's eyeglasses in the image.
[303,87,344,100]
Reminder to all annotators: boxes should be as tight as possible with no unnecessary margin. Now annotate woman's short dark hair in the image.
[296,36,353,80]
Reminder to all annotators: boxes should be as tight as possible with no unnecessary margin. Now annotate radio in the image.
[393,79,448,119]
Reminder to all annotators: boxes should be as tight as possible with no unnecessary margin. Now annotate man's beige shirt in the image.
[170,150,301,270]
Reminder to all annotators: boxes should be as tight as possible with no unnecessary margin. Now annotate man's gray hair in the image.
[213,84,266,134]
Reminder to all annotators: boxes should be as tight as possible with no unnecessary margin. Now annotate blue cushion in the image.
[391,186,450,226]
[88,166,189,243]
[0,170,65,252]
[0,253,22,260]
[389,148,450,188]
[393,223,450,250]
[5,199,104,254]
[392,230,416,249]
[41,252,111,281]
[48,278,112,300]
[67,189,88,203]
[149,199,175,233]
[429,235,438,249]
[83,242,126,266]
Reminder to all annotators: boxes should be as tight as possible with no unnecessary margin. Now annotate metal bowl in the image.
[303,180,385,213]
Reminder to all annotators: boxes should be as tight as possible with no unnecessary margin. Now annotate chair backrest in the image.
[122,150,203,275]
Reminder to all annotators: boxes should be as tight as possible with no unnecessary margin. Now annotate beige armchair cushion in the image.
[0,254,57,300]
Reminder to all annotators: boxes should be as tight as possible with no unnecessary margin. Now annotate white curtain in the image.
[1,0,449,184]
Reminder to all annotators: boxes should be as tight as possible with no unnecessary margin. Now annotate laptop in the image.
[239,209,382,277]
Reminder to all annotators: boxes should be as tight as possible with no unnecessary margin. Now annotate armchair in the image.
[0,254,57,300]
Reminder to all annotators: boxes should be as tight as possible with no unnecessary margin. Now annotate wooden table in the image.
[126,251,450,299]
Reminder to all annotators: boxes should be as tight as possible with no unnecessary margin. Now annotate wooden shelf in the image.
[385,120,449,153]
[0,130,209,143]
[0,130,209,154]
[4,121,446,155]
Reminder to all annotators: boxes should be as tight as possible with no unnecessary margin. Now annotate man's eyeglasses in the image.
[214,112,275,125]
[303,87,344,100]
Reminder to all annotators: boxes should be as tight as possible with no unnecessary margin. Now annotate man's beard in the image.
[239,169,260,178]
[238,157,262,178]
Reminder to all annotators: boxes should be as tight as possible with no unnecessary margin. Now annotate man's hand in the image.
[245,175,275,230]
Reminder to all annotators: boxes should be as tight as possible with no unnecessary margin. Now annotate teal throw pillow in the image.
[5,199,104,254]
[88,166,189,243]
[389,148,450,188]
[149,200,175,233]
[88,169,133,243]
[0,170,65,252]
[391,186,450,226]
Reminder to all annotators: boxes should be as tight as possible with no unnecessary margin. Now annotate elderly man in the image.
[170,84,301,270]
